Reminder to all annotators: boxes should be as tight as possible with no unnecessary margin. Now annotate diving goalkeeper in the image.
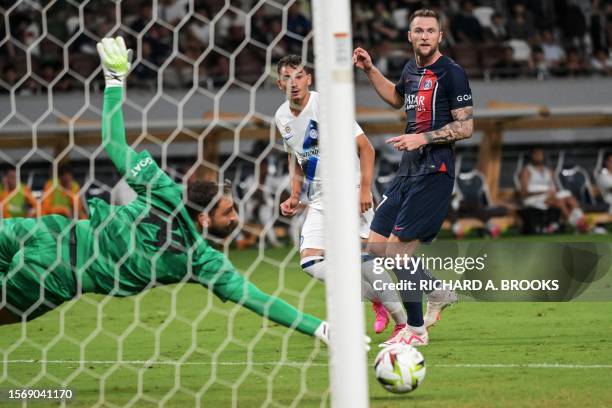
[0,37,330,344]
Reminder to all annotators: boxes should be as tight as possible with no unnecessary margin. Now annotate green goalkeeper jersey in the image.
[75,89,238,301]
[66,86,321,336]
[74,151,239,300]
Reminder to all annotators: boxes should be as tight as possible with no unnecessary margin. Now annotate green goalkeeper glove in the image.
[96,36,132,87]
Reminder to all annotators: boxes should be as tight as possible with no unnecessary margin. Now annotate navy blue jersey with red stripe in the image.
[394,55,472,177]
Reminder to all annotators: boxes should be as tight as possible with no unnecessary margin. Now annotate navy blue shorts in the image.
[370,173,453,242]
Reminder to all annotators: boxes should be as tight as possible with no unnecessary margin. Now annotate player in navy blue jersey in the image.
[353,9,474,346]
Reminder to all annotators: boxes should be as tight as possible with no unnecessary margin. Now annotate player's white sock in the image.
[301,256,326,281]
[569,207,584,226]
[301,256,407,326]
[361,279,379,302]
[361,259,407,325]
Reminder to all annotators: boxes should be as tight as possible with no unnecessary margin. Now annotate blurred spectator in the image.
[205,53,230,87]
[596,152,612,213]
[215,6,246,46]
[506,3,535,41]
[189,9,211,47]
[522,0,555,31]
[130,1,153,34]
[0,65,18,92]
[484,12,508,43]
[41,165,86,219]
[430,0,455,45]
[559,47,589,77]
[0,167,37,218]
[492,46,522,78]
[128,3,172,65]
[39,62,74,92]
[132,40,158,85]
[40,63,55,84]
[390,0,410,32]
[159,0,188,26]
[4,0,612,92]
[268,18,290,62]
[528,46,552,80]
[14,9,40,56]
[370,2,400,43]
[65,9,80,38]
[287,2,311,39]
[71,12,99,55]
[539,29,565,69]
[239,142,287,248]
[590,0,609,53]
[388,0,426,13]
[519,148,587,231]
[557,1,587,47]
[250,7,270,45]
[352,1,375,45]
[591,49,612,76]
[451,0,484,43]
[17,78,41,96]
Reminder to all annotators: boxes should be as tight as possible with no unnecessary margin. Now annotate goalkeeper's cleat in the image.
[372,301,390,334]
[96,36,133,87]
[424,288,458,329]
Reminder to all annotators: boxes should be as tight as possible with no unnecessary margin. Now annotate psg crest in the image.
[423,79,433,90]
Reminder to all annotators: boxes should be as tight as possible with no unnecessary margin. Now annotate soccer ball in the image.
[374,344,426,394]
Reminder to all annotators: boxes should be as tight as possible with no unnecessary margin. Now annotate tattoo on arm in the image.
[422,106,474,144]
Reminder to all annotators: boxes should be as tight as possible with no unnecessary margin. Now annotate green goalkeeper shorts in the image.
[0,216,77,319]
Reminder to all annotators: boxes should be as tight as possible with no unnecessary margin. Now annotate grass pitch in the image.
[1,234,611,407]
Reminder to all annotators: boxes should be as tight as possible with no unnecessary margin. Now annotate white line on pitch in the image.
[3,360,612,369]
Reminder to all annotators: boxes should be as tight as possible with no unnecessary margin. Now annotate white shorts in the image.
[523,190,572,210]
[299,206,374,252]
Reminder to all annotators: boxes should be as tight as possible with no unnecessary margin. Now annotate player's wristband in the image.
[104,74,125,88]
[314,321,329,345]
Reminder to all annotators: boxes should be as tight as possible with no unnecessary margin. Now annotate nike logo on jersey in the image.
[393,226,404,231]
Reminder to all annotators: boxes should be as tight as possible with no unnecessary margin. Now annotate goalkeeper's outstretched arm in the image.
[199,253,329,343]
[97,37,139,176]
[225,279,329,342]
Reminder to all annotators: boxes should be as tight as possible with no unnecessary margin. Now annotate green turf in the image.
[1,235,611,407]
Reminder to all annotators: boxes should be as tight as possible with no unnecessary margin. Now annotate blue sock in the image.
[393,266,424,327]
[415,264,439,295]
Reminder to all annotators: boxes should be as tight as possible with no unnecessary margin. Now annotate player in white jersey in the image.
[519,147,587,231]
[274,55,407,334]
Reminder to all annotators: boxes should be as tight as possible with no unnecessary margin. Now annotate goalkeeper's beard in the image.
[208,220,238,239]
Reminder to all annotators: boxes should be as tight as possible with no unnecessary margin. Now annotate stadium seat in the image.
[473,6,495,28]
[454,169,508,221]
[374,141,402,195]
[557,164,609,213]
[506,39,531,62]
[593,148,606,179]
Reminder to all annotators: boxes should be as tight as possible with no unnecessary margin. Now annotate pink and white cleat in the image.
[424,289,458,329]
[378,323,404,347]
[379,324,429,347]
[372,301,390,334]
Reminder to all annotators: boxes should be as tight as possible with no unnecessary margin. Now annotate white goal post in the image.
[312,0,369,407]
